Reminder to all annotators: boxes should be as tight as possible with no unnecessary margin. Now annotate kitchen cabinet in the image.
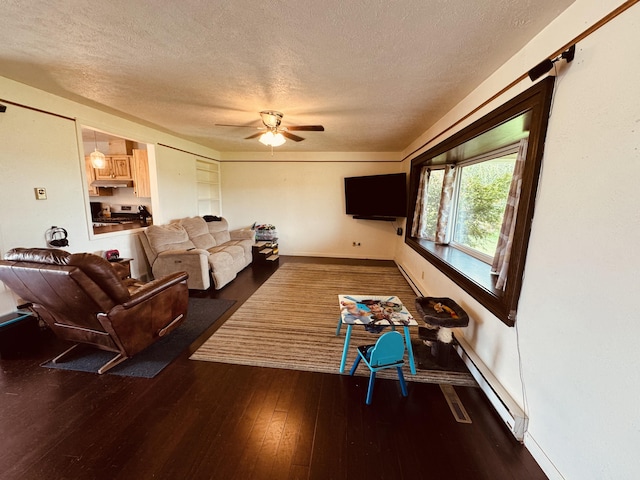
[94,155,132,180]
[85,157,115,196]
[132,149,151,198]
[85,152,149,197]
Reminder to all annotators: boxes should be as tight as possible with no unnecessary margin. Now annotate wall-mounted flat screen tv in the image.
[344,172,407,219]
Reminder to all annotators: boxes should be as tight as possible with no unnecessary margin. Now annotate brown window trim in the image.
[405,77,555,326]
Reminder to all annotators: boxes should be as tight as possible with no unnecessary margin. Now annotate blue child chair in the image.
[349,330,409,405]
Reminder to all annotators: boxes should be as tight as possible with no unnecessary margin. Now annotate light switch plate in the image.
[34,187,47,200]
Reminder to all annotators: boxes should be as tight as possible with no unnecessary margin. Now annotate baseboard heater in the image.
[453,334,528,442]
[396,263,528,442]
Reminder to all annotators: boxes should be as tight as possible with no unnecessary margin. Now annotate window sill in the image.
[406,237,511,324]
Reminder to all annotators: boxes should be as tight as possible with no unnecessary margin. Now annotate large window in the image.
[406,78,555,325]
[451,146,517,261]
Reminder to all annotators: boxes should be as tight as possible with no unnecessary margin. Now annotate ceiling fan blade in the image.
[286,125,325,131]
[282,131,305,142]
[244,132,263,140]
[215,123,263,129]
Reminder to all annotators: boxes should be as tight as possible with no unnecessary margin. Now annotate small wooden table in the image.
[337,295,418,375]
[109,257,133,278]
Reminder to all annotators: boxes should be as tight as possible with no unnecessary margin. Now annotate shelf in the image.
[253,241,280,264]
[352,215,397,221]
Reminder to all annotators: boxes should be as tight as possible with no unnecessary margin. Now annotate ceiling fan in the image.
[216,110,324,146]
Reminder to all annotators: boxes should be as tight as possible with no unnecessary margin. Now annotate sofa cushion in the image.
[180,217,216,250]
[222,239,253,257]
[144,223,195,254]
[207,251,234,270]
[206,218,231,244]
[213,230,231,244]
[208,244,245,263]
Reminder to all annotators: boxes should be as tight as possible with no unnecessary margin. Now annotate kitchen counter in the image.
[92,220,151,235]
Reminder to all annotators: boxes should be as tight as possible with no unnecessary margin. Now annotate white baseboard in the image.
[286,251,394,260]
[523,431,565,480]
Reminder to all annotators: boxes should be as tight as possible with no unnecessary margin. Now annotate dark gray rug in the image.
[41,297,235,378]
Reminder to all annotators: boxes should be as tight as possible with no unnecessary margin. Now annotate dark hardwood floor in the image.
[0,256,547,480]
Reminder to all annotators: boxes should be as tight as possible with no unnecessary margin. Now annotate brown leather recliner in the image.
[0,248,189,374]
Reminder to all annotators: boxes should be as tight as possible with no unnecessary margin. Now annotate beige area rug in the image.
[191,263,476,386]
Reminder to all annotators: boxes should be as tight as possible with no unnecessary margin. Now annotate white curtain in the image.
[491,139,528,290]
[435,165,457,244]
[411,166,430,238]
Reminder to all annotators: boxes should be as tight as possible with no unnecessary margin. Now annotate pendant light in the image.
[89,130,106,169]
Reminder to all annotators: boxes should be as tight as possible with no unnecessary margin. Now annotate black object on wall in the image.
[46,226,69,247]
[344,172,407,220]
[528,44,576,81]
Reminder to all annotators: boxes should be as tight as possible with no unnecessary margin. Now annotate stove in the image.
[92,204,148,226]
[93,214,139,225]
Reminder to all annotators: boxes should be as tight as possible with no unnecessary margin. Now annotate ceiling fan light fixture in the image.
[259,131,286,147]
[218,111,323,146]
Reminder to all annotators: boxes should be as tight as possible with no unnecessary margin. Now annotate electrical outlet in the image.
[34,187,47,200]
[352,241,361,247]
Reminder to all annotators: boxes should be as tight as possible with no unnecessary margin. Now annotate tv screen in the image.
[344,173,407,218]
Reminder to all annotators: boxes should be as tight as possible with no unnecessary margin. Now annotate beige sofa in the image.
[139,216,254,290]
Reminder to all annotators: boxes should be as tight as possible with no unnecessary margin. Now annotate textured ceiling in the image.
[0,0,575,153]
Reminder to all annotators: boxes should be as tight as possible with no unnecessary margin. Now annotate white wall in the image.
[0,77,221,309]
[153,145,200,224]
[0,104,87,248]
[397,1,640,479]
[221,161,405,258]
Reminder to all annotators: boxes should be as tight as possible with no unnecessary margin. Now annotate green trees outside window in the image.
[452,155,515,258]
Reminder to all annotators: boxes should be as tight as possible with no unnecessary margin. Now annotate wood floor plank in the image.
[308,374,350,480]
[132,363,239,479]
[271,409,303,479]
[189,365,268,477]
[289,371,322,470]
[250,409,288,480]
[210,366,279,480]
[232,371,285,479]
